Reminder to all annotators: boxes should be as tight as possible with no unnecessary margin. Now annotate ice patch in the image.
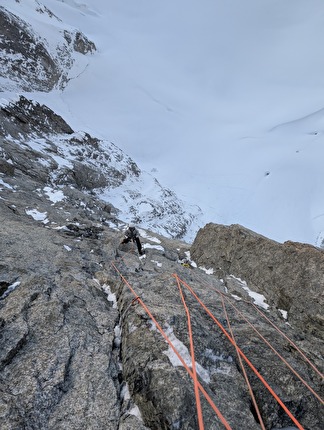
[128,322,138,334]
[129,405,143,419]
[120,383,144,421]
[204,349,233,376]
[114,325,121,348]
[121,383,131,401]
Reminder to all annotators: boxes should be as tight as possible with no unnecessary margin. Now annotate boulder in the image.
[190,223,324,341]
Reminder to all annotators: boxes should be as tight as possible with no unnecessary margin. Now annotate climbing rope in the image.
[111,261,233,429]
[218,291,324,405]
[175,274,305,430]
[173,274,205,430]
[220,294,266,430]
[193,270,323,393]
[112,245,320,429]
[248,301,324,380]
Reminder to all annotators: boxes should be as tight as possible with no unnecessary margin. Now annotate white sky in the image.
[3,0,324,246]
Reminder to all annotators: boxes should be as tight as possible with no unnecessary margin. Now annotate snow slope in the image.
[2,0,324,246]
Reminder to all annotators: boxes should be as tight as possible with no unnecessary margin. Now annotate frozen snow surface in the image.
[3,0,324,246]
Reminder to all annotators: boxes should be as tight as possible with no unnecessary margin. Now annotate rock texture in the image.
[0,99,323,430]
[0,2,323,428]
[0,95,201,240]
[1,201,323,429]
[191,223,324,341]
[0,4,95,92]
[0,203,122,429]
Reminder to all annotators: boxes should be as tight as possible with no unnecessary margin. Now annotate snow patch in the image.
[144,243,164,252]
[163,324,210,384]
[278,309,288,320]
[44,186,65,203]
[315,230,324,248]
[199,266,214,275]
[230,275,269,310]
[139,229,161,243]
[101,283,117,309]
[0,178,15,191]
[151,259,162,267]
[184,251,197,268]
[0,281,21,300]
[25,208,49,224]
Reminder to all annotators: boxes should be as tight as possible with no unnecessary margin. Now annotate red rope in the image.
[111,262,233,429]
[248,302,324,380]
[220,294,266,430]
[173,274,204,430]
[219,291,324,405]
[176,274,305,430]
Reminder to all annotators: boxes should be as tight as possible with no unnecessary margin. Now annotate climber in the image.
[120,224,145,256]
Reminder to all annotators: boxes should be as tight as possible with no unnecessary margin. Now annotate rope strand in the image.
[219,292,324,405]
[173,274,205,430]
[112,262,232,429]
[220,294,267,430]
[176,274,305,430]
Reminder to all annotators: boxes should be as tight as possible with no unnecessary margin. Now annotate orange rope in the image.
[176,274,305,430]
[248,302,324,381]
[194,270,323,382]
[219,292,324,405]
[111,262,232,430]
[220,294,266,430]
[173,274,204,430]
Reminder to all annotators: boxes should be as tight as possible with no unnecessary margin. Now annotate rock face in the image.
[0,4,95,92]
[1,194,323,429]
[0,100,323,430]
[191,223,324,341]
[0,203,122,429]
[0,2,323,427]
[0,95,201,240]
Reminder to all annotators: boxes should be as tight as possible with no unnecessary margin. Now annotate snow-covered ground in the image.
[3,0,324,246]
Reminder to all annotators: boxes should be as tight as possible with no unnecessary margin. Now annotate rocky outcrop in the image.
[0,202,124,429]
[0,94,322,429]
[0,5,95,92]
[191,223,324,340]
[1,196,323,429]
[0,95,201,240]
[0,97,323,428]
[0,4,323,424]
